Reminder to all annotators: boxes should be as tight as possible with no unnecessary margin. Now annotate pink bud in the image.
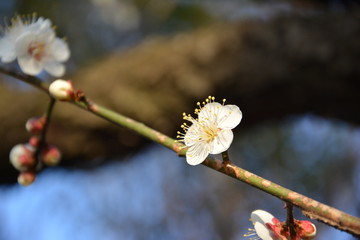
[17,171,36,186]
[41,145,61,166]
[28,136,41,147]
[9,144,36,171]
[297,220,316,239]
[25,117,46,134]
[49,79,74,101]
[265,221,288,240]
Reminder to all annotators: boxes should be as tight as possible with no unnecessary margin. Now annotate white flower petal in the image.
[217,105,242,129]
[198,102,222,123]
[50,38,70,61]
[186,143,210,165]
[36,18,52,31]
[184,123,201,147]
[44,61,65,77]
[209,129,233,154]
[251,210,275,225]
[38,30,55,43]
[14,31,35,57]
[0,38,17,63]
[27,18,53,36]
[17,56,42,75]
[253,223,274,240]
[251,210,276,240]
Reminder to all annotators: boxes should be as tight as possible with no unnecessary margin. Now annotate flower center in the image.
[201,124,219,143]
[28,41,46,61]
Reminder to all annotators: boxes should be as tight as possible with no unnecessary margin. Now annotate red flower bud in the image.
[28,136,41,147]
[18,171,36,186]
[9,144,36,171]
[25,117,46,134]
[41,145,61,166]
[297,220,317,239]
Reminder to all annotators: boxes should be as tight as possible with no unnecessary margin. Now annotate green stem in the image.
[1,67,360,237]
[74,97,185,155]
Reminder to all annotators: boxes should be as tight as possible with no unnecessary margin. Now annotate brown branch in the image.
[203,157,360,236]
[3,70,359,236]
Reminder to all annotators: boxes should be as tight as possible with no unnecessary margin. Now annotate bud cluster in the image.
[9,116,62,186]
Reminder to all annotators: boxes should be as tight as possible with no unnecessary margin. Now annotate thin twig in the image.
[33,98,56,164]
[285,203,296,239]
[0,67,49,93]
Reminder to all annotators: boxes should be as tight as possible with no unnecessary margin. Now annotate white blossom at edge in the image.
[0,16,70,77]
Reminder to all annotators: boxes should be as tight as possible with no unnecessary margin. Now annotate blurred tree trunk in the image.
[0,10,359,183]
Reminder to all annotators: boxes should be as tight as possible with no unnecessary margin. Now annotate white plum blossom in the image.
[245,210,317,240]
[177,96,242,165]
[0,15,70,77]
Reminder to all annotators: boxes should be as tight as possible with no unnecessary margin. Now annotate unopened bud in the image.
[41,145,61,166]
[28,136,41,147]
[297,220,316,239]
[9,144,36,171]
[25,117,46,134]
[17,171,36,186]
[49,79,74,101]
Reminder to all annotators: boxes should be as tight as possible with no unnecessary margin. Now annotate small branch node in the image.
[221,150,231,165]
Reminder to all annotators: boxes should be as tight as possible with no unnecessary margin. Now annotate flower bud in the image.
[25,117,46,134]
[41,145,61,166]
[18,171,36,186]
[297,220,317,239]
[49,79,74,101]
[28,136,41,147]
[9,144,36,171]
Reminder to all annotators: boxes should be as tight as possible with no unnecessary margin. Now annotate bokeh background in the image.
[0,0,359,239]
